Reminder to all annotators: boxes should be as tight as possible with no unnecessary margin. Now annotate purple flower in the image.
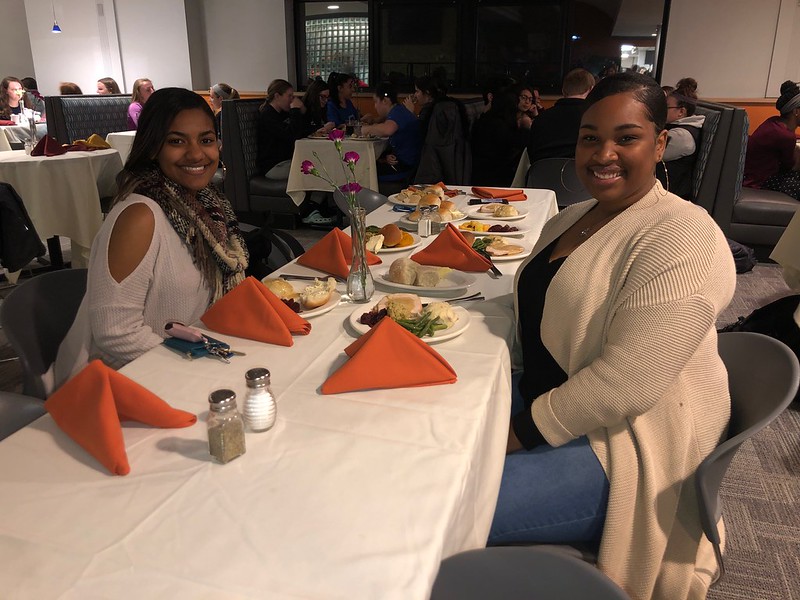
[340,182,363,195]
[343,151,360,165]
[301,160,316,175]
[328,129,345,142]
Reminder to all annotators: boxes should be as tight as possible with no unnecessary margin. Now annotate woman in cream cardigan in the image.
[490,72,736,600]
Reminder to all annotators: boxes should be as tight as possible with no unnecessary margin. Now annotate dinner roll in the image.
[381,223,403,247]
[387,258,418,285]
[262,278,296,300]
[418,194,441,208]
[299,277,336,309]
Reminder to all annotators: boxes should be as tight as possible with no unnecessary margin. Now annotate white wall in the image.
[200,0,289,92]
[1,0,35,80]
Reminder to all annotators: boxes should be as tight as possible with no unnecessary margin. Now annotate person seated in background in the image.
[360,82,422,182]
[127,78,155,129]
[478,73,517,114]
[52,87,247,388]
[20,77,45,115]
[656,78,704,200]
[326,72,359,127]
[0,76,31,119]
[516,84,541,129]
[742,80,800,200]
[209,82,240,138]
[97,77,121,95]
[59,82,82,95]
[493,72,735,600]
[301,78,335,134]
[471,89,529,186]
[255,78,306,179]
[526,68,594,165]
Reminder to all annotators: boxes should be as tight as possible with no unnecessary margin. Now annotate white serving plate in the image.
[467,206,528,221]
[474,238,533,262]
[347,302,471,343]
[456,222,529,237]
[372,265,476,293]
[377,232,422,253]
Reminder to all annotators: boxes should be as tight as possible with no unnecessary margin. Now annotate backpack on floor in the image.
[727,237,757,274]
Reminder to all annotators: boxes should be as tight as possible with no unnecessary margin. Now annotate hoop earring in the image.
[658,160,669,195]
[560,159,578,193]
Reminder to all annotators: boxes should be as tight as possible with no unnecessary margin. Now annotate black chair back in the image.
[525,158,592,209]
[44,94,131,144]
[220,98,262,214]
[692,101,734,213]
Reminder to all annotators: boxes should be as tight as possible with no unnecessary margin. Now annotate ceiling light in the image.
[571,35,581,41]
[327,4,339,8]
[51,2,61,33]
[651,33,657,37]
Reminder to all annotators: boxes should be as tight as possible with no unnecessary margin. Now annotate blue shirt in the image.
[326,99,359,126]
[386,104,421,168]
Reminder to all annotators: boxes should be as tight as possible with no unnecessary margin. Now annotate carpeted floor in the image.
[0,238,797,599]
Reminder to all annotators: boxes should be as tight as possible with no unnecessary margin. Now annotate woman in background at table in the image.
[255,78,306,179]
[97,77,121,95]
[209,82,240,138]
[656,78,704,200]
[59,82,82,95]
[361,81,422,182]
[127,77,155,129]
[0,76,31,119]
[492,72,735,600]
[52,87,248,389]
[326,71,359,127]
[471,88,530,186]
[302,78,335,134]
[515,84,541,129]
[20,77,45,115]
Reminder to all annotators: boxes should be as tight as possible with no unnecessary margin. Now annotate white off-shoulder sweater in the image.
[53,195,212,390]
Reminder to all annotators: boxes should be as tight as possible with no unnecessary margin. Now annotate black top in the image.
[255,104,306,175]
[657,122,702,201]
[512,238,568,449]
[471,111,530,186]
[526,97,586,165]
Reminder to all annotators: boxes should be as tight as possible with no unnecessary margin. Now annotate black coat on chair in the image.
[0,182,46,272]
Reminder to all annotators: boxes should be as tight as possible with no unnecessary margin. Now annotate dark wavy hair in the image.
[584,72,667,133]
[114,88,216,203]
[303,78,330,123]
[327,71,354,107]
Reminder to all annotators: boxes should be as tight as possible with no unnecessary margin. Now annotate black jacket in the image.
[255,105,306,175]
[0,183,46,271]
[526,97,586,165]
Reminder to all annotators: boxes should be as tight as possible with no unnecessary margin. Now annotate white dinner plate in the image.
[398,212,468,228]
[467,206,528,221]
[474,238,533,261]
[377,232,422,253]
[261,277,342,318]
[372,265,476,293]
[388,192,418,206]
[348,302,471,344]
[456,222,529,237]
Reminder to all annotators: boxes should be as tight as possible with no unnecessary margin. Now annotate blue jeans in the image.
[487,373,610,546]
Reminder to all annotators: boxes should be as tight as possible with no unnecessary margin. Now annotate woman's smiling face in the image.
[575,91,667,210]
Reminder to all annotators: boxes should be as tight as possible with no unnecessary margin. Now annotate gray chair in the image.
[0,269,88,399]
[430,546,629,600]
[332,187,388,216]
[525,158,592,209]
[0,391,46,441]
[697,331,800,584]
[44,94,131,144]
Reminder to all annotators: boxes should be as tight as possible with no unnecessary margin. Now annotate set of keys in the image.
[164,322,246,363]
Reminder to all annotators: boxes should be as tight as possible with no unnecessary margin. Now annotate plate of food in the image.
[348,294,471,343]
[374,258,476,293]
[349,134,386,141]
[387,184,458,206]
[458,221,529,236]
[399,199,468,226]
[261,277,341,318]
[472,236,533,261]
[467,204,527,220]
[365,223,422,253]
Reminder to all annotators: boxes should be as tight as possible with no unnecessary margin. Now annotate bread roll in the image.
[438,206,454,221]
[387,258,418,285]
[408,209,421,222]
[299,277,336,309]
[415,266,451,287]
[479,203,503,213]
[381,223,402,247]
[418,194,441,208]
[262,278,297,300]
[494,205,519,217]
[423,185,445,199]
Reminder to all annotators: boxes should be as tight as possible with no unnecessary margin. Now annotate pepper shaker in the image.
[207,389,246,463]
[243,367,277,432]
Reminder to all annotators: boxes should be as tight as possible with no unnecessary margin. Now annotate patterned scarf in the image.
[133,168,248,303]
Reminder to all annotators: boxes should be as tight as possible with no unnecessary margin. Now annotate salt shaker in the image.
[418,204,439,237]
[243,367,277,432]
[207,389,246,463]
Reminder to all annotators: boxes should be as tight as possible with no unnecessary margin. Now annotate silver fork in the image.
[423,292,484,307]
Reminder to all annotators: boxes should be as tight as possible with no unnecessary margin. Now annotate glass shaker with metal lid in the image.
[208,389,246,463]
[243,368,277,432]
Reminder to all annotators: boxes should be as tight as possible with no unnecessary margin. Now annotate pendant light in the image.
[52,3,62,33]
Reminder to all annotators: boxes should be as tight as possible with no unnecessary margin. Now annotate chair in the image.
[332,187,388,216]
[430,546,629,600]
[0,391,46,441]
[220,98,301,229]
[525,158,592,209]
[0,269,88,399]
[43,94,131,144]
[697,331,800,584]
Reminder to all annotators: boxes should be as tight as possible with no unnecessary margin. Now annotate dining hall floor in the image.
[0,233,798,599]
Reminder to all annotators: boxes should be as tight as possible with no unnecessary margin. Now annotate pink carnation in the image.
[343,151,360,165]
[328,129,345,142]
[301,160,315,174]
[340,182,363,195]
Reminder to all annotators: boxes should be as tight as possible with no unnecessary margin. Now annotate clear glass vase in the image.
[346,206,374,303]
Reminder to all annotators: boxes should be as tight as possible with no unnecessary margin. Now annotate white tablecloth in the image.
[1,122,48,145]
[106,130,136,165]
[286,137,389,206]
[0,188,558,599]
[0,149,123,267]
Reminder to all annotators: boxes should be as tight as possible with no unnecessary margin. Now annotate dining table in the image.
[106,130,136,164]
[0,148,123,268]
[1,122,48,146]
[0,187,558,599]
[286,136,389,206]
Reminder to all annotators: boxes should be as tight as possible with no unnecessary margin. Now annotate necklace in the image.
[577,212,620,238]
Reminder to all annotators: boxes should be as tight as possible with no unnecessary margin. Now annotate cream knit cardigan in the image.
[513,182,736,600]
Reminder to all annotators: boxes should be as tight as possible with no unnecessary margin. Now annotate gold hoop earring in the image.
[560,159,578,193]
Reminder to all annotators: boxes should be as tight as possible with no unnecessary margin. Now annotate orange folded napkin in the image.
[69,133,111,150]
[434,182,461,198]
[471,186,527,202]
[296,227,381,279]
[31,135,67,157]
[201,276,310,346]
[45,360,196,476]
[321,317,457,394]
[0,120,14,126]
[411,223,492,272]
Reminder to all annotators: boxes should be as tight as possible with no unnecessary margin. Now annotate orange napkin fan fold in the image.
[321,318,457,394]
[201,276,310,346]
[296,228,381,279]
[31,135,67,157]
[69,133,111,151]
[411,223,492,272]
[471,186,527,202]
[45,360,196,476]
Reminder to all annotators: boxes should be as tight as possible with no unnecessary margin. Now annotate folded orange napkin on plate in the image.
[69,133,111,150]
[31,135,67,157]
[433,182,461,198]
[321,317,457,394]
[296,227,381,279]
[201,276,310,346]
[472,186,527,202]
[411,223,492,272]
[45,360,196,476]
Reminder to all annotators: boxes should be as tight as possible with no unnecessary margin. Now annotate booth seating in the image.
[44,94,131,145]
[220,98,300,228]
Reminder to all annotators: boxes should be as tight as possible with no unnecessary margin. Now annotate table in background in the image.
[106,130,136,165]
[0,189,558,599]
[0,149,123,268]
[1,122,48,146]
[286,137,389,206]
